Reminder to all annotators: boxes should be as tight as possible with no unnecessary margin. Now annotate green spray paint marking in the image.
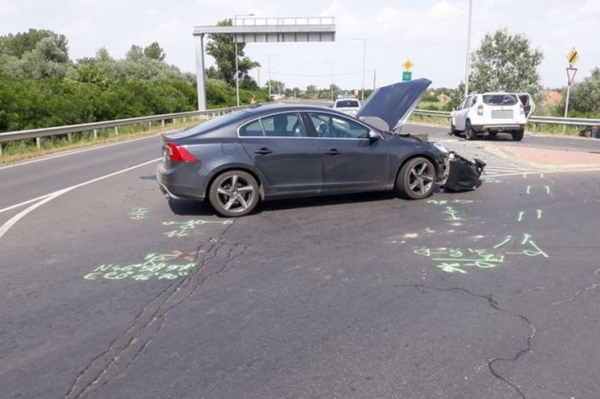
[84,251,199,281]
[442,207,462,221]
[130,207,149,220]
[545,185,551,195]
[415,247,505,274]
[428,199,474,205]
[483,177,502,183]
[498,234,549,258]
[415,234,549,274]
[163,219,234,238]
[517,210,543,222]
[428,200,473,222]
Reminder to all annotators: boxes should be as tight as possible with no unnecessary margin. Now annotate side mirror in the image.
[368,130,380,142]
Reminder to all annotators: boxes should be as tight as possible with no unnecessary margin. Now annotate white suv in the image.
[450,92,534,141]
[333,98,361,117]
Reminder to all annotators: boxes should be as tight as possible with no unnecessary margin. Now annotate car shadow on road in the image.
[257,191,397,214]
[165,185,447,218]
[167,199,217,217]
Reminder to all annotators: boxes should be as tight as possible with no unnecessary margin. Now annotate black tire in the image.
[396,157,436,200]
[512,129,524,141]
[465,120,476,141]
[208,170,259,217]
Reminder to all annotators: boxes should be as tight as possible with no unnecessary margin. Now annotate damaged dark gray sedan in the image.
[157,78,450,217]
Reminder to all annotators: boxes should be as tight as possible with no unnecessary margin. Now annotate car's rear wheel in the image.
[396,157,436,200]
[465,121,476,140]
[209,170,259,217]
[512,129,524,141]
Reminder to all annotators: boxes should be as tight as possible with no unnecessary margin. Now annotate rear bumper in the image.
[472,123,525,132]
[156,163,207,201]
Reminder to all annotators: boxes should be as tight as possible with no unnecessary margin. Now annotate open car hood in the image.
[356,78,432,132]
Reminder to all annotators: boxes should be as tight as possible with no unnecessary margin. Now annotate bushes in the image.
[0,78,198,132]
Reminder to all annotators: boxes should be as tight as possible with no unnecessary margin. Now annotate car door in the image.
[517,93,535,119]
[238,112,322,195]
[452,96,471,131]
[305,111,390,192]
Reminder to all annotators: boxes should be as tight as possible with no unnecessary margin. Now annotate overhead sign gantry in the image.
[193,17,336,110]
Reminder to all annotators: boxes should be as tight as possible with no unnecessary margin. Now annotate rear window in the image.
[167,111,247,139]
[482,94,518,106]
[335,100,360,108]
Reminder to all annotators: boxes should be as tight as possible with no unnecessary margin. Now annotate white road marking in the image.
[0,158,159,239]
[0,193,53,214]
[0,135,160,171]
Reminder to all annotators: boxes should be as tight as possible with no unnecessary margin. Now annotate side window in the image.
[239,120,264,137]
[469,96,477,107]
[308,112,369,139]
[260,112,306,137]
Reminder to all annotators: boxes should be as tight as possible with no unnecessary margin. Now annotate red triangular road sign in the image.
[567,67,577,86]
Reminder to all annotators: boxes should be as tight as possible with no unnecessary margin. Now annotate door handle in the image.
[254,148,273,155]
[324,149,340,155]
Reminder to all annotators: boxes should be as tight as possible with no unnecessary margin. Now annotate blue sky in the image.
[1,0,598,92]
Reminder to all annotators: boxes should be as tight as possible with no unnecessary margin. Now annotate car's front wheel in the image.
[396,157,436,200]
[450,122,460,136]
[209,170,260,217]
[512,129,524,141]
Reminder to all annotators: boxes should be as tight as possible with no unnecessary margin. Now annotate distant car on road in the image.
[450,91,534,141]
[157,79,450,217]
[333,98,361,117]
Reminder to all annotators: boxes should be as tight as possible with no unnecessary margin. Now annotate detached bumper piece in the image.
[443,152,486,192]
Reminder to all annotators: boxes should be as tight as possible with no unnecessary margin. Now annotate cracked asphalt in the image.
[1,127,600,399]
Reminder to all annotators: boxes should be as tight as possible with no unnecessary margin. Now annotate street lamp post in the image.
[352,38,366,101]
[268,54,279,100]
[464,0,473,96]
[234,13,254,107]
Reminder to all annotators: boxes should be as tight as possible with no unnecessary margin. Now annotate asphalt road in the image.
[1,125,600,399]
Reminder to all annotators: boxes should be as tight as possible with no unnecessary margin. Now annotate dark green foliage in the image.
[205,19,260,88]
[0,29,200,132]
[560,67,600,116]
[468,29,544,101]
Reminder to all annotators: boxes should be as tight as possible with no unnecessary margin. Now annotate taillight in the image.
[477,104,484,116]
[167,142,197,162]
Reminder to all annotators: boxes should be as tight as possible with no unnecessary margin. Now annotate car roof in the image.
[238,103,340,118]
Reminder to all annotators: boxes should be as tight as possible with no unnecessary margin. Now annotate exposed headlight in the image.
[433,141,449,154]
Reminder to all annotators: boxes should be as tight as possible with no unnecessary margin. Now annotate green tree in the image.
[468,28,543,99]
[305,84,318,98]
[562,67,600,116]
[143,42,166,61]
[126,45,144,61]
[0,29,68,58]
[205,18,260,87]
[20,37,72,79]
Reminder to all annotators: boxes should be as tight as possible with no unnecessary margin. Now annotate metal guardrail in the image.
[412,109,600,130]
[2,106,600,156]
[0,105,251,156]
